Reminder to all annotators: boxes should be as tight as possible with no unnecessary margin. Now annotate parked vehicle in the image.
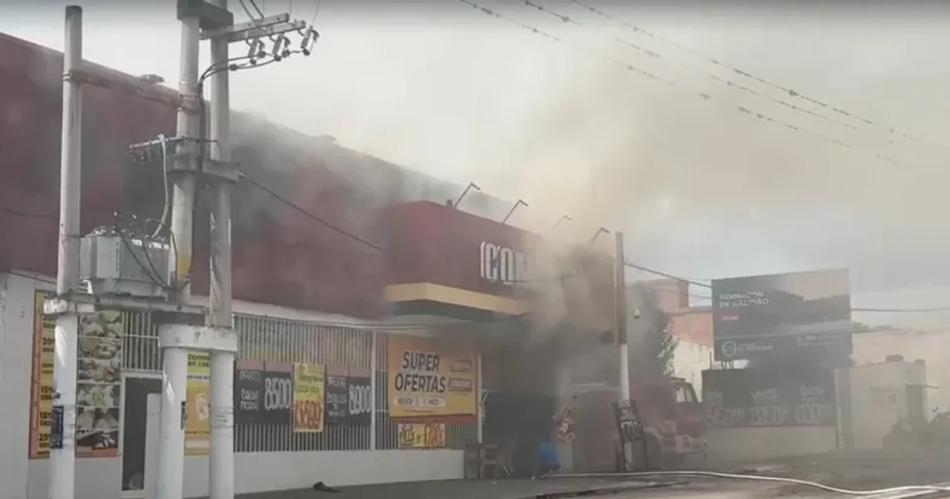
[569,377,706,472]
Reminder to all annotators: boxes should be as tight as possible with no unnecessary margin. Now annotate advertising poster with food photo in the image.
[397,422,447,449]
[387,336,476,419]
[76,310,123,457]
[186,352,211,455]
[293,363,325,433]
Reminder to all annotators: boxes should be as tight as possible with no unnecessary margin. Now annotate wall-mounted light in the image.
[589,226,611,244]
[453,182,481,209]
[552,214,573,231]
[502,199,529,224]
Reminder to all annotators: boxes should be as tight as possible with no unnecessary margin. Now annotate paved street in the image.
[227,448,950,499]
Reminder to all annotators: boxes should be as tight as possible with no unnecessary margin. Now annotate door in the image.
[122,376,162,498]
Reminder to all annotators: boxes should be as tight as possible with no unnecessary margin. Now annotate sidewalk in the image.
[230,477,667,499]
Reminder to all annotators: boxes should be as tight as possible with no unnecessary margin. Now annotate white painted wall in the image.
[27,458,122,499]
[853,330,950,413]
[3,272,466,499]
[185,450,463,498]
[705,427,837,464]
[842,361,927,451]
[1,272,51,499]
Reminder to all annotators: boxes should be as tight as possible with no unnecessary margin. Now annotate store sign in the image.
[261,362,293,426]
[31,297,125,460]
[388,336,476,418]
[75,311,123,457]
[397,423,447,449]
[703,368,836,428]
[479,241,527,286]
[325,369,372,426]
[293,363,326,433]
[234,359,264,424]
[29,291,56,458]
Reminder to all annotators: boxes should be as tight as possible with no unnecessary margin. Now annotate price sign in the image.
[293,363,325,433]
[260,362,292,426]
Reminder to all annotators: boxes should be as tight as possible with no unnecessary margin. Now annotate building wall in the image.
[2,272,473,499]
[705,427,837,464]
[0,272,47,499]
[853,329,950,414]
[841,361,927,451]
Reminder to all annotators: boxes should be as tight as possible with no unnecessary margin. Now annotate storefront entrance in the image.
[121,375,161,498]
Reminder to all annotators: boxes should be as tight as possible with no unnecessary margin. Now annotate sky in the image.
[5,0,950,328]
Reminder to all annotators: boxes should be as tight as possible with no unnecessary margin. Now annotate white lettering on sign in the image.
[479,242,527,286]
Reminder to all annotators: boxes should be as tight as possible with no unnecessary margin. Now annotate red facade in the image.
[0,33,613,320]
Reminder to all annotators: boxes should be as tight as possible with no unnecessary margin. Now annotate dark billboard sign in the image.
[702,368,837,428]
[712,269,851,360]
[235,359,264,425]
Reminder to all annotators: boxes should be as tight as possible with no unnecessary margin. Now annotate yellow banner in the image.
[397,423,447,449]
[293,363,325,433]
[388,336,476,418]
[186,352,210,455]
[29,291,55,459]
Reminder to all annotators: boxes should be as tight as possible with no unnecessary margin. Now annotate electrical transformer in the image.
[79,232,169,298]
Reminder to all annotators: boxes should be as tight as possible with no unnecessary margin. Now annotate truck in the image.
[565,377,706,471]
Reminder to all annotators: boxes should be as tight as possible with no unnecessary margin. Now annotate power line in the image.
[457,0,937,171]
[239,172,386,252]
[237,0,262,22]
[567,0,945,151]
[852,307,950,313]
[247,0,266,18]
[1,205,58,221]
[624,260,713,289]
[523,0,930,166]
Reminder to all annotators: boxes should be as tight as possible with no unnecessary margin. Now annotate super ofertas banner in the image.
[387,336,476,418]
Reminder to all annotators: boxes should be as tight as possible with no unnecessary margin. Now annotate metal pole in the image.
[51,7,82,499]
[208,3,235,497]
[615,232,631,471]
[158,13,200,499]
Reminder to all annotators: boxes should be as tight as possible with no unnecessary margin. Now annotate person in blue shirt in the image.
[534,438,560,479]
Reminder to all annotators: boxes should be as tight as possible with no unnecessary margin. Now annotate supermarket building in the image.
[0,32,614,499]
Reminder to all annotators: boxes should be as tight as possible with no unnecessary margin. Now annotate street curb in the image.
[516,479,683,498]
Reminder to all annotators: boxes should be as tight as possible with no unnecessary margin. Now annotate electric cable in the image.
[0,206,58,221]
[567,0,947,152]
[531,0,859,134]
[239,172,387,252]
[457,0,941,171]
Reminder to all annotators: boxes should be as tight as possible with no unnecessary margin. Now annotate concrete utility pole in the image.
[615,232,630,399]
[50,6,83,499]
[157,10,201,499]
[207,1,235,497]
[154,3,310,498]
[615,232,631,470]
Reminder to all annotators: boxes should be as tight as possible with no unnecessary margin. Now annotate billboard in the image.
[712,269,851,360]
[703,368,837,428]
[388,336,477,419]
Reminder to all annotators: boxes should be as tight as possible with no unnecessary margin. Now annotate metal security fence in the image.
[374,334,479,450]
[234,314,373,452]
[117,311,477,453]
[122,310,160,372]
